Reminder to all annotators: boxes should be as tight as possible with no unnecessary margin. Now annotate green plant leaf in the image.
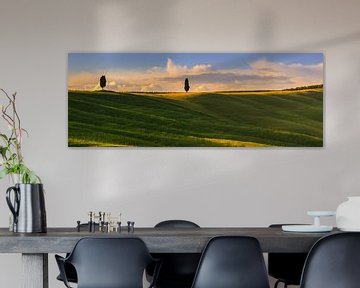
[0,168,9,179]
[21,128,29,137]
[1,147,8,158]
[17,164,41,184]
[28,171,40,184]
[0,133,8,141]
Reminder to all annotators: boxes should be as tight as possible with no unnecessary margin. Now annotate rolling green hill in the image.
[68,89,323,147]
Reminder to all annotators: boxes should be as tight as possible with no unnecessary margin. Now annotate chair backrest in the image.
[67,237,154,288]
[150,220,201,286]
[191,236,270,288]
[155,220,200,228]
[300,232,360,288]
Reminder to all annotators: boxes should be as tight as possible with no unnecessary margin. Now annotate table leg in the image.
[22,253,48,288]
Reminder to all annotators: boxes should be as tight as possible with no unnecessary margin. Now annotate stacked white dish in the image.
[282,211,336,233]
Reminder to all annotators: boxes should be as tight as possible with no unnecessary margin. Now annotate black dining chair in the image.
[191,236,270,288]
[300,232,360,288]
[146,220,201,288]
[268,224,308,288]
[56,223,99,284]
[55,237,161,288]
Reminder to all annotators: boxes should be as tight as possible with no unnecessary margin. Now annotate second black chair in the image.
[300,232,360,288]
[191,236,270,288]
[147,220,201,288]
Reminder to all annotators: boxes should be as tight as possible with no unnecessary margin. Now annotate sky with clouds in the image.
[68,53,323,92]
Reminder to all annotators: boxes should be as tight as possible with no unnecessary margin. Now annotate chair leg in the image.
[274,280,290,288]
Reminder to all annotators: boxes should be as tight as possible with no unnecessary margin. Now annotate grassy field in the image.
[68,89,323,147]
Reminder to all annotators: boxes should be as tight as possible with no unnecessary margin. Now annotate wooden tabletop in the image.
[0,227,339,253]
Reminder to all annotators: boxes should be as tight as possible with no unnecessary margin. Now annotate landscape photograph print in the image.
[68,53,323,147]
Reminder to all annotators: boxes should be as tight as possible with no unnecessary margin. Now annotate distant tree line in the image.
[97,75,191,93]
[283,84,323,91]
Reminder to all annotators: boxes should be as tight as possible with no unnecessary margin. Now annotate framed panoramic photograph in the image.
[68,53,323,147]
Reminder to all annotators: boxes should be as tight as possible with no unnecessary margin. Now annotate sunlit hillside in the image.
[68,89,323,147]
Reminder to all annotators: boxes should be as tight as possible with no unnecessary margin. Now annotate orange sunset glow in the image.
[68,53,323,92]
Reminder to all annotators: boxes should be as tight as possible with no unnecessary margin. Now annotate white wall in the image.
[1,0,360,287]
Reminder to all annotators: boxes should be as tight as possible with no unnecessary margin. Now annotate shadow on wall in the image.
[254,6,360,50]
[293,31,360,50]
[255,10,276,48]
[95,0,180,50]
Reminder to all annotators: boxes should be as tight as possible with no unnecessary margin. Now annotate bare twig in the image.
[0,89,23,166]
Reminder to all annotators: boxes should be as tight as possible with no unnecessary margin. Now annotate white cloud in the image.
[147,66,164,73]
[165,58,212,76]
[287,63,323,70]
[250,59,323,77]
[192,64,212,73]
[166,58,188,75]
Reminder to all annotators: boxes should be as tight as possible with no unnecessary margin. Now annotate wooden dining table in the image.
[0,226,339,288]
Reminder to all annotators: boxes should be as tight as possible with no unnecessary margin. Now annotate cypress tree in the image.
[100,75,107,90]
[184,78,190,93]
